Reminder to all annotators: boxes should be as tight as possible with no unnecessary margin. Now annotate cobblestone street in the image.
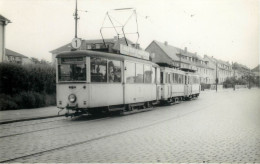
[0,89,260,163]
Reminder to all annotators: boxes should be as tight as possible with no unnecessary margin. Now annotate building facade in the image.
[5,48,31,65]
[204,55,232,84]
[145,40,214,84]
[232,62,251,79]
[0,15,11,63]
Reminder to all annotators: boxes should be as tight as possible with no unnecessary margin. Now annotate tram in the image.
[159,66,200,104]
[56,46,161,116]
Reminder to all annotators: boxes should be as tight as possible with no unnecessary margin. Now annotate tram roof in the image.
[56,50,159,67]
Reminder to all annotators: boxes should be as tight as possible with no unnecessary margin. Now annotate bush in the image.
[18,92,36,108]
[0,92,56,110]
[0,94,18,110]
[0,63,56,95]
[44,94,56,106]
[201,83,211,90]
[0,63,57,110]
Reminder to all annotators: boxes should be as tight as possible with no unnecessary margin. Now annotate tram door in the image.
[185,74,192,96]
[156,67,161,100]
[167,73,172,98]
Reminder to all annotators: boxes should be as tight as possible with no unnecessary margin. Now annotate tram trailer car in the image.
[160,67,200,104]
[56,50,161,116]
[184,72,200,99]
[160,67,185,103]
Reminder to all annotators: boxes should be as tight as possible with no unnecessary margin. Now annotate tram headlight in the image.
[68,94,77,103]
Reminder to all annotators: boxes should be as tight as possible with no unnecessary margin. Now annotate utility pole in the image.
[249,69,251,89]
[74,0,79,38]
[216,62,218,92]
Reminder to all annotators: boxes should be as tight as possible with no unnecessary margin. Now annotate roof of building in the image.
[5,49,28,58]
[50,37,134,54]
[151,40,212,69]
[0,15,11,23]
[204,55,231,67]
[252,65,260,72]
[233,62,250,70]
[151,40,180,61]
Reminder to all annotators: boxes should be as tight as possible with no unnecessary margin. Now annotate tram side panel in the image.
[124,61,157,104]
[191,75,200,96]
[89,83,123,107]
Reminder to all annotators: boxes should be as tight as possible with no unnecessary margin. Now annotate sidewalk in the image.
[0,106,66,124]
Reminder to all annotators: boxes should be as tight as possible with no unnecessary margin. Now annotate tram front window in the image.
[58,57,86,81]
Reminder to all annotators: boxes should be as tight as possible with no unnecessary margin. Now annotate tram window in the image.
[125,62,135,83]
[58,57,86,81]
[135,63,144,83]
[152,67,155,83]
[160,72,164,84]
[178,74,182,84]
[91,57,107,82]
[144,65,152,83]
[156,68,160,84]
[108,60,121,83]
[175,73,178,83]
[168,73,171,84]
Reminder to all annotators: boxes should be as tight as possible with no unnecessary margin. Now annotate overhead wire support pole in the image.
[216,62,218,92]
[74,0,79,38]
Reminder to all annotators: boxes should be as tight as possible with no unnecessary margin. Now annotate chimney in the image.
[184,47,187,53]
[164,41,168,46]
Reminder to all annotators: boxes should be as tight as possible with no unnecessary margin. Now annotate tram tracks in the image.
[0,115,110,139]
[0,107,155,138]
[0,117,64,130]
[0,102,214,163]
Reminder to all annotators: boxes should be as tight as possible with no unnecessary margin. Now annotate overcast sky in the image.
[0,0,259,68]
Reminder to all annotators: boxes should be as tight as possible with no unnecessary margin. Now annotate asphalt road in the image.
[0,89,259,163]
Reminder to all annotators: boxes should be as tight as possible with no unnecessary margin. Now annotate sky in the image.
[0,0,259,68]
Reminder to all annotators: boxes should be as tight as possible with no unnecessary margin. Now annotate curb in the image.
[0,114,64,125]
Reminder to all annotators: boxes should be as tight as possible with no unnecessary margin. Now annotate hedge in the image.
[0,63,56,110]
[0,63,56,95]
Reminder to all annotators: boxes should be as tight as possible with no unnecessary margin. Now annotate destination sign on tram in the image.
[61,57,84,64]
[120,44,150,60]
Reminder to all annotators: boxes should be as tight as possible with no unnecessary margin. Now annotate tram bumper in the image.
[66,103,78,110]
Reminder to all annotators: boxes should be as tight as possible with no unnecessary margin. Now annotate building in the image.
[203,55,232,84]
[252,65,260,86]
[232,62,251,79]
[145,40,214,84]
[5,48,31,64]
[0,15,11,63]
[50,37,135,64]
